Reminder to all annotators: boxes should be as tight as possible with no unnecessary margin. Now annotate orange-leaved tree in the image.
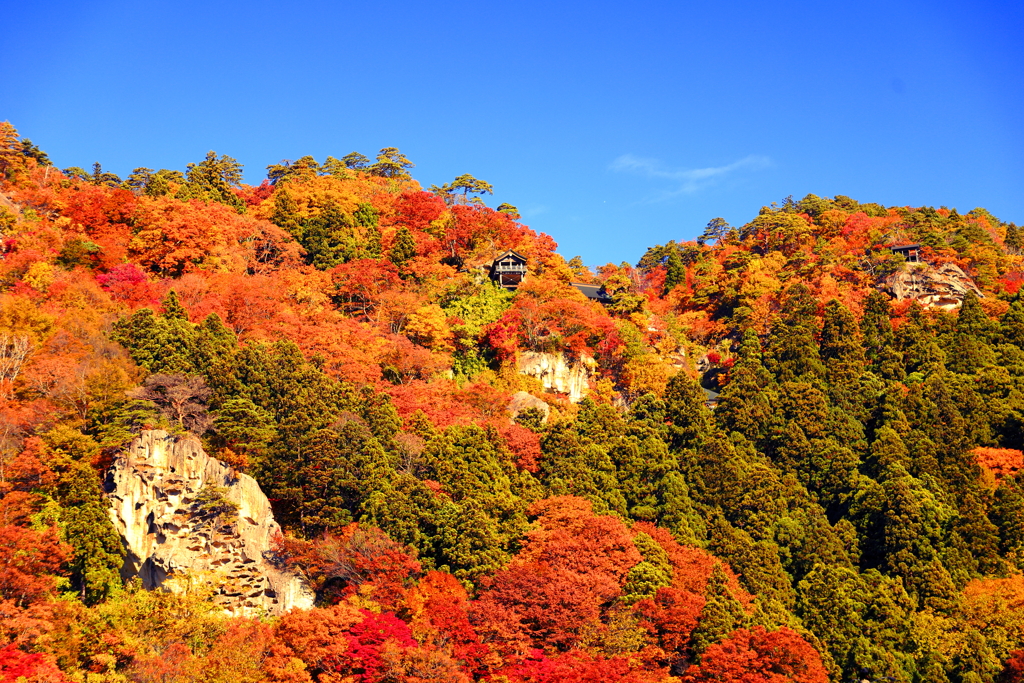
[680,626,828,683]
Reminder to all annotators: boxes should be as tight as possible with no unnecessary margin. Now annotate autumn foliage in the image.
[974,447,1024,482]
[5,122,1024,682]
[681,627,828,683]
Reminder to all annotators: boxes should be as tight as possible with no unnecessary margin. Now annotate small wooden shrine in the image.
[890,244,922,263]
[490,250,528,289]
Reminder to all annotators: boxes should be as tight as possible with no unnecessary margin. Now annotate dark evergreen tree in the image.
[270,185,303,236]
[541,423,628,515]
[111,303,199,375]
[658,470,706,545]
[608,433,674,521]
[210,397,277,461]
[192,312,238,375]
[622,532,673,603]
[764,285,825,384]
[419,426,530,580]
[663,248,685,295]
[715,329,777,444]
[946,291,998,373]
[877,464,952,604]
[797,564,869,677]
[690,564,747,656]
[361,473,442,566]
[867,426,911,478]
[161,290,189,321]
[999,299,1024,347]
[291,421,392,536]
[663,373,714,450]
[992,477,1024,570]
[300,199,357,269]
[707,517,796,609]
[898,303,945,377]
[951,492,1004,577]
[861,291,904,380]
[774,506,853,584]
[49,431,125,605]
[389,226,417,269]
[820,299,865,387]
[175,151,245,211]
[433,498,513,584]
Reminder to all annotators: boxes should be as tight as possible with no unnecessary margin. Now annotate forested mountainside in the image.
[2,120,1024,683]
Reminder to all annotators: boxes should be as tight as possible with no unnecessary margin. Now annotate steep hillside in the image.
[2,121,1024,682]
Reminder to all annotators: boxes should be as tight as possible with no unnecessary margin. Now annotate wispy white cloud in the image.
[610,153,771,200]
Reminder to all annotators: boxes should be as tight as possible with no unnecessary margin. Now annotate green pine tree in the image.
[621,532,673,603]
[389,226,417,268]
[663,248,685,295]
[690,564,747,656]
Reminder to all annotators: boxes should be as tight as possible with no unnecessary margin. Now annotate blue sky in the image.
[4,0,1021,266]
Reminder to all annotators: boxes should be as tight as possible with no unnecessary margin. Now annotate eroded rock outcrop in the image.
[507,390,551,424]
[517,352,596,403]
[105,430,314,615]
[884,262,983,310]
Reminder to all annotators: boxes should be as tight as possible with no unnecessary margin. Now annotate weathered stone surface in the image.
[518,351,596,403]
[884,262,983,310]
[507,391,550,423]
[105,430,314,615]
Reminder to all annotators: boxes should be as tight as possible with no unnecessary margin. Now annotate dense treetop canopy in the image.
[1,122,1024,682]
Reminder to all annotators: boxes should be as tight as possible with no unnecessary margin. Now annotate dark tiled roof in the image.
[571,283,612,302]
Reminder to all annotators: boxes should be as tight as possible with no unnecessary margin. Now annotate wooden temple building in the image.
[490,250,528,289]
[890,244,923,263]
[483,250,612,303]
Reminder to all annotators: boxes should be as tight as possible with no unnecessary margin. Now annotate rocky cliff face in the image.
[105,430,314,615]
[884,262,983,310]
[517,352,596,403]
